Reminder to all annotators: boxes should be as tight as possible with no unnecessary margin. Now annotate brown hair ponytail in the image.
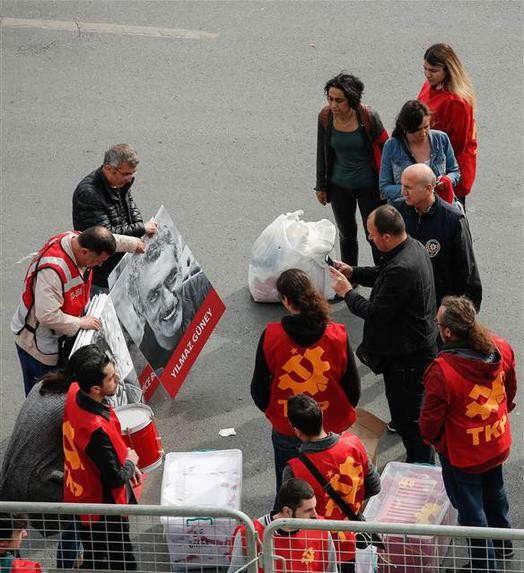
[276,269,330,329]
[440,296,494,356]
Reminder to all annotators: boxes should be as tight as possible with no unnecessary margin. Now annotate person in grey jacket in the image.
[0,346,96,567]
[0,347,97,502]
[72,144,157,290]
[330,205,437,465]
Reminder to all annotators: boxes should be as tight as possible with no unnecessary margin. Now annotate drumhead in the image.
[115,404,153,433]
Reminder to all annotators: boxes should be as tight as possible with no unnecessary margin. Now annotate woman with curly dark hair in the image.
[316,73,388,266]
[251,268,361,496]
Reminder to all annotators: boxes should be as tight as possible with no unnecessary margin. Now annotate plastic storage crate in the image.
[363,462,457,572]
[161,450,243,570]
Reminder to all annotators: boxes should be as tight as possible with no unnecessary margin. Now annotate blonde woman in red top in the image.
[418,43,477,209]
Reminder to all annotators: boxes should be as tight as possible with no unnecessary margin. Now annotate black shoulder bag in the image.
[298,454,384,550]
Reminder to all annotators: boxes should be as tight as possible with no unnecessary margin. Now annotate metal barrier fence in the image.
[2,502,524,573]
[0,502,258,573]
[262,518,524,573]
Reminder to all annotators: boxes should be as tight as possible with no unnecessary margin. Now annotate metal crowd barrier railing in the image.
[2,502,523,573]
[262,518,524,573]
[0,501,258,573]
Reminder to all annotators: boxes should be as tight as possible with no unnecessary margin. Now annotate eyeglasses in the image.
[434,318,445,327]
[114,166,136,178]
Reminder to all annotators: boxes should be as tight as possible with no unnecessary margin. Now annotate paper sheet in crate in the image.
[363,462,457,572]
[161,450,242,569]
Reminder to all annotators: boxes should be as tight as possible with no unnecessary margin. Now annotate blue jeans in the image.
[271,430,301,506]
[16,344,55,396]
[439,455,511,572]
[56,523,83,568]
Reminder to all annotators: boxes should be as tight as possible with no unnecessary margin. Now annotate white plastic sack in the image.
[248,210,337,302]
[356,545,379,573]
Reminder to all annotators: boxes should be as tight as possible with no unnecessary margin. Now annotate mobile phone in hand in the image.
[325,255,335,267]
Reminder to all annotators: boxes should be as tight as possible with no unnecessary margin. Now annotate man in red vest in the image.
[420,296,517,573]
[62,344,141,570]
[0,513,41,573]
[228,478,337,573]
[11,226,144,396]
[283,394,380,573]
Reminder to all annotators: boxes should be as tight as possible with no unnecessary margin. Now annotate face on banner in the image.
[137,243,184,347]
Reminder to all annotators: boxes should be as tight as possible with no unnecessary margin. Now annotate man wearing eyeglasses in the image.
[73,144,158,294]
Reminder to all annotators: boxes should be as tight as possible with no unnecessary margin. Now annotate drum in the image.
[115,404,164,473]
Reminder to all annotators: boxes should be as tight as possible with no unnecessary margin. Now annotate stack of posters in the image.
[70,294,143,408]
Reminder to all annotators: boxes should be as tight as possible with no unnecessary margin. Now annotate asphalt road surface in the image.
[1,0,522,528]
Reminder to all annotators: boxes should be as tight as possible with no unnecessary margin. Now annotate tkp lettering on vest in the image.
[465,372,505,420]
[278,346,330,395]
[277,399,330,417]
[325,456,364,518]
[63,420,85,497]
[466,414,508,446]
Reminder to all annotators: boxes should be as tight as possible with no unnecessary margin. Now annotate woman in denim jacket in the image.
[379,100,460,203]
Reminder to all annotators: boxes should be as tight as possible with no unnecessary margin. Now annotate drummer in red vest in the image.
[62,344,141,571]
[251,269,361,500]
[0,513,41,573]
[283,394,381,573]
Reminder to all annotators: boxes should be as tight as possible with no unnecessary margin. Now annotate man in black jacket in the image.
[394,163,482,310]
[331,204,437,464]
[73,144,157,291]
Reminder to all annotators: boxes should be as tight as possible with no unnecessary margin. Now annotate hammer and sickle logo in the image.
[277,346,331,396]
[325,456,364,518]
[63,421,85,497]
[301,547,316,564]
[465,372,506,420]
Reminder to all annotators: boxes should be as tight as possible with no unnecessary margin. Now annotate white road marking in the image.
[0,17,218,39]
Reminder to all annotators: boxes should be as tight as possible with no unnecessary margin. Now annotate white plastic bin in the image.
[161,450,243,570]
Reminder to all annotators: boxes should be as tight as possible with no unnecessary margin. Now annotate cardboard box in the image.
[160,450,242,570]
[351,408,386,465]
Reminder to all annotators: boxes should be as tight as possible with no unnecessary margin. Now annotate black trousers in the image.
[329,183,383,266]
[382,352,436,464]
[78,515,137,570]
